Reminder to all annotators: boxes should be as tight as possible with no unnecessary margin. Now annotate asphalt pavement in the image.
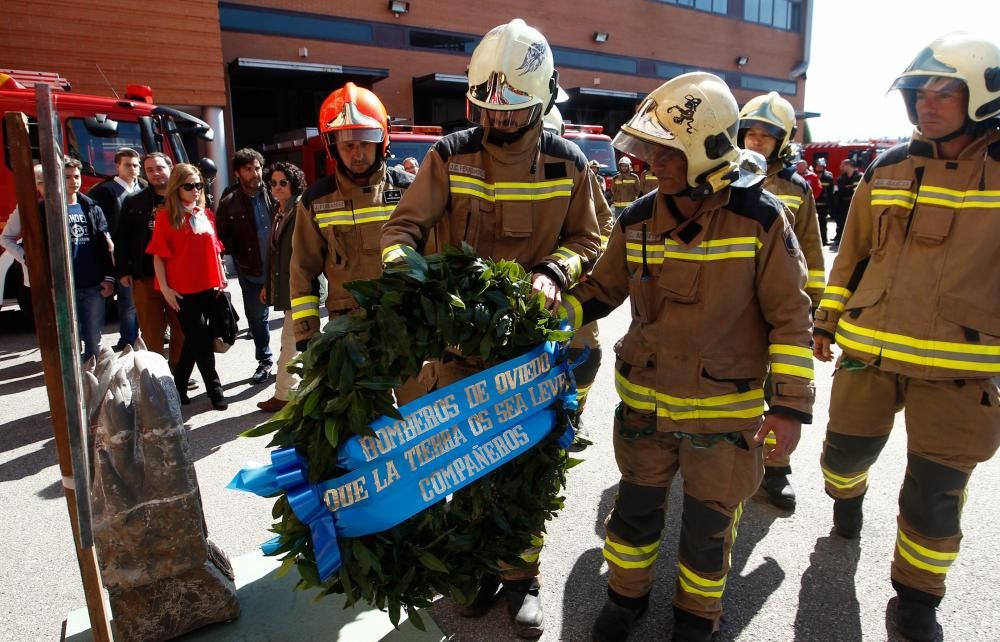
[1,245,998,641]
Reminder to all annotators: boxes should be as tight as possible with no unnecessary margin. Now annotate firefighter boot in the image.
[671,607,715,642]
[504,577,544,638]
[460,573,502,618]
[761,467,796,510]
[567,414,592,452]
[592,590,649,641]
[832,494,865,539]
[894,582,939,642]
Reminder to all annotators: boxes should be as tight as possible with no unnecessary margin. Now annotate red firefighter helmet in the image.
[318,82,389,157]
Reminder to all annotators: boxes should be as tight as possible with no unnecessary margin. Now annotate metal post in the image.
[5,85,113,641]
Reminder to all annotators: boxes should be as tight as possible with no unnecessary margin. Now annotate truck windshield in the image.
[387,141,436,168]
[66,118,145,178]
[571,138,616,171]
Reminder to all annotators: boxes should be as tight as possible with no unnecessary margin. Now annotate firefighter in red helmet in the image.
[289,82,413,348]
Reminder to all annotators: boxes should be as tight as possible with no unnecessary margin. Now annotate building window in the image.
[656,0,728,14]
[409,30,478,54]
[218,3,373,44]
[553,47,637,74]
[740,75,797,95]
[656,62,686,78]
[744,0,801,30]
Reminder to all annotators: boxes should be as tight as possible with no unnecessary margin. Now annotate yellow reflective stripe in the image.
[896,530,957,574]
[290,296,321,319]
[449,174,573,202]
[677,562,725,598]
[314,209,355,228]
[763,433,777,445]
[769,344,814,379]
[382,244,407,263]
[291,295,319,307]
[552,246,583,283]
[918,185,1000,208]
[818,285,852,312]
[776,193,803,212]
[291,309,320,320]
[520,546,543,563]
[625,236,761,264]
[613,201,632,207]
[807,270,826,289]
[836,318,1000,373]
[600,234,610,251]
[871,188,916,208]
[562,294,583,330]
[603,537,660,569]
[821,465,867,490]
[352,205,394,224]
[614,370,765,420]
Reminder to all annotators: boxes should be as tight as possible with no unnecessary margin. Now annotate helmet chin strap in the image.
[928,125,969,143]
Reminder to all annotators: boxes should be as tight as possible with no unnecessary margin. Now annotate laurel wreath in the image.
[243,244,576,629]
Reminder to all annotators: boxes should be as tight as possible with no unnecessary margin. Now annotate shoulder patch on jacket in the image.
[539,130,587,171]
[544,162,568,179]
[727,185,781,233]
[864,142,911,181]
[301,175,339,209]
[434,127,484,163]
[617,191,656,228]
[386,165,414,189]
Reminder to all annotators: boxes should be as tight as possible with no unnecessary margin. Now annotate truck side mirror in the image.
[197,157,218,181]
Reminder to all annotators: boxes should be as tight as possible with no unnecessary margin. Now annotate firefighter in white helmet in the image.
[611,156,641,218]
[815,32,1000,642]
[561,72,813,641]
[380,19,600,639]
[737,91,825,511]
[543,107,614,452]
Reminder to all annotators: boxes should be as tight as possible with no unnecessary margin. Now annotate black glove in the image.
[295,340,310,352]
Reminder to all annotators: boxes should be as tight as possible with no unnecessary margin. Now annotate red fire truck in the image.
[562,123,618,194]
[0,69,214,318]
[264,124,444,183]
[802,139,902,174]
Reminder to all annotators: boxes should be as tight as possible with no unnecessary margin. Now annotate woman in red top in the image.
[146,163,229,410]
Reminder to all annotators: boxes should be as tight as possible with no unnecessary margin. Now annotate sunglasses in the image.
[269,179,289,188]
[181,182,204,191]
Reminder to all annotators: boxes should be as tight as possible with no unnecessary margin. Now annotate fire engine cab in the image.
[0,69,214,227]
[562,123,617,195]
[803,139,901,174]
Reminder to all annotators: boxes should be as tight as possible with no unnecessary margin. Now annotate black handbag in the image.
[211,291,240,353]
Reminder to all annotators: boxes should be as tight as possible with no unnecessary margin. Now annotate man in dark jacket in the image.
[63,159,115,361]
[115,152,185,372]
[215,148,274,384]
[88,147,145,350]
[831,158,862,248]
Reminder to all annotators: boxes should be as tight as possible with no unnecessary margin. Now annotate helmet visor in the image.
[468,102,541,130]
[889,75,965,94]
[323,127,384,150]
[612,128,681,166]
[468,72,536,108]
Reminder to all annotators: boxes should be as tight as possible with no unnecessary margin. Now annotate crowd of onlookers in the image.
[0,145,412,413]
[793,155,862,249]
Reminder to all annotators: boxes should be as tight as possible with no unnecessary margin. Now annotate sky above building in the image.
[804,0,998,141]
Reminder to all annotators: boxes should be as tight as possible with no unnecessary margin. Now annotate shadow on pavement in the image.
[0,410,54,454]
[559,483,617,640]
[186,410,263,462]
[0,360,44,396]
[794,535,862,642]
[0,436,56,482]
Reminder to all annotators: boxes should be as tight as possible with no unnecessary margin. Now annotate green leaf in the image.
[324,417,340,448]
[296,559,321,588]
[418,552,449,573]
[275,555,297,578]
[388,599,401,628]
[406,606,426,632]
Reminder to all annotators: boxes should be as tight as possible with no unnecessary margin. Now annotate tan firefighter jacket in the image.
[611,171,642,209]
[763,161,826,305]
[289,163,413,343]
[571,169,616,351]
[815,129,1000,380]
[563,187,815,434]
[641,169,659,195]
[380,121,601,291]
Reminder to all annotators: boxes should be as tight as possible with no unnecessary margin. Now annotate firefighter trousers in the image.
[605,404,763,626]
[567,321,602,417]
[820,364,1000,600]
[762,371,792,470]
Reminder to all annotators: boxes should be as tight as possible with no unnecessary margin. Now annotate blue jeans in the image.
[238,274,272,363]
[76,284,107,361]
[117,281,138,345]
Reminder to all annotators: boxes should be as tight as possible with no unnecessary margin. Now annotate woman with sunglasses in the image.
[146,163,229,410]
[256,162,307,412]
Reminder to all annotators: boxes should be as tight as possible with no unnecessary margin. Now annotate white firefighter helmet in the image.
[542,105,565,135]
[613,72,740,199]
[618,156,632,169]
[890,32,1000,125]
[466,19,558,130]
[738,91,798,164]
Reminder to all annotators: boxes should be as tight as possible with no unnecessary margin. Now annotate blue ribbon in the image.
[230,333,579,582]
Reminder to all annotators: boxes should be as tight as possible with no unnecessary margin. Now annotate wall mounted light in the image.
[388,0,409,16]
[736,55,750,67]
[593,32,609,43]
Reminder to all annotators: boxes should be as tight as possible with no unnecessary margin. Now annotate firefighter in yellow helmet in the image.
[380,19,600,638]
[544,107,614,451]
[611,156,641,218]
[561,72,813,641]
[737,91,825,511]
[814,32,1000,642]
[289,82,413,348]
